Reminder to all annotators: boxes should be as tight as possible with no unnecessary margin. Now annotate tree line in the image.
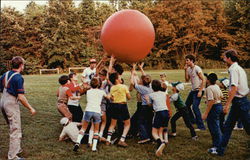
[0,0,249,74]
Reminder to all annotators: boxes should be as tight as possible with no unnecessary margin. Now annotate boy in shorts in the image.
[73,78,109,152]
[146,80,170,157]
[106,72,131,147]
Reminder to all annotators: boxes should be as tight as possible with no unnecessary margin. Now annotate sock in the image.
[107,131,113,142]
[92,133,99,151]
[76,129,85,144]
[120,135,126,142]
[163,128,168,143]
[88,130,94,144]
[99,131,103,138]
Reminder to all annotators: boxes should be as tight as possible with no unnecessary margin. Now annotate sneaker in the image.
[118,140,128,147]
[106,141,111,146]
[9,156,25,160]
[155,143,165,157]
[73,144,80,152]
[138,138,151,144]
[208,147,218,154]
[192,136,198,141]
[99,137,107,142]
[169,133,176,138]
[234,126,244,130]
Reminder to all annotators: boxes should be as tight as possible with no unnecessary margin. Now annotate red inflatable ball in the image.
[100,9,155,63]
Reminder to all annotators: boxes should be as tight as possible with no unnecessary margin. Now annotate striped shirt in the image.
[221,88,228,106]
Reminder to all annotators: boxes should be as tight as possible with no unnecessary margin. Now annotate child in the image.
[57,75,80,120]
[218,78,229,132]
[106,72,131,147]
[159,73,171,94]
[146,80,170,157]
[59,117,82,143]
[73,78,109,152]
[67,72,85,122]
[98,69,109,142]
[169,82,197,139]
[202,73,223,154]
[130,63,153,144]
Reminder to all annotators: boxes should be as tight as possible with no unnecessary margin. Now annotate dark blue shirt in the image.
[0,70,25,97]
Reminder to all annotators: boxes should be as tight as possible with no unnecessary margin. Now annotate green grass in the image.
[0,69,249,160]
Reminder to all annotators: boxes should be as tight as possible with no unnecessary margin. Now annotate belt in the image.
[58,100,67,104]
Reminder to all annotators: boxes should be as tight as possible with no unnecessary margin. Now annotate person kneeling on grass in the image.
[73,78,110,152]
[146,80,170,157]
[59,117,82,143]
[202,73,223,155]
[169,82,197,140]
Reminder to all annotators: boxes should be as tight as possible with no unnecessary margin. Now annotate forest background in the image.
[1,0,249,74]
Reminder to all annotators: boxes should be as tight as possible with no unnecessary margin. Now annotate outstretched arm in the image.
[138,62,146,76]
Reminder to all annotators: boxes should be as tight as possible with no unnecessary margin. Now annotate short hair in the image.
[114,64,124,75]
[99,69,107,76]
[207,73,218,85]
[109,72,119,85]
[11,56,25,69]
[224,49,239,62]
[68,72,76,81]
[185,54,196,63]
[90,77,99,88]
[142,75,151,86]
[151,80,162,92]
[59,75,69,85]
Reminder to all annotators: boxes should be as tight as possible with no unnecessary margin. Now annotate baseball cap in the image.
[171,82,184,91]
[60,117,69,126]
[219,78,229,88]
[90,58,96,63]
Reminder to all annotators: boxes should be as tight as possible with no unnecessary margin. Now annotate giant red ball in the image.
[100,9,155,63]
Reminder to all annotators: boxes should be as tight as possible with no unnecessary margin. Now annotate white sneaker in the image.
[155,143,166,157]
[208,147,218,154]
[9,156,25,160]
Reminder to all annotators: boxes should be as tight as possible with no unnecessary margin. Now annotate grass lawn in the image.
[0,69,249,160]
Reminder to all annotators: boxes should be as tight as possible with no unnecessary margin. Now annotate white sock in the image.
[92,133,99,151]
[88,130,94,144]
[120,135,126,142]
[76,129,85,144]
[107,131,113,142]
[99,131,103,138]
[164,132,168,143]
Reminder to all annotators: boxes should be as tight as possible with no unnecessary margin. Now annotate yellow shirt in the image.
[110,84,129,103]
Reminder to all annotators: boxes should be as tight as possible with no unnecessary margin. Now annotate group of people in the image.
[0,49,249,160]
[56,50,250,157]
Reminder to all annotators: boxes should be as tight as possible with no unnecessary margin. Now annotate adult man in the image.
[217,49,250,156]
[184,54,206,130]
[0,56,36,160]
[81,58,97,84]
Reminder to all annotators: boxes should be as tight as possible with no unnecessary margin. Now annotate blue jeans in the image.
[137,105,153,140]
[218,97,250,155]
[207,104,223,148]
[185,90,206,130]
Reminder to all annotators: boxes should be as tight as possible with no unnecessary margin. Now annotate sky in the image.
[1,0,108,12]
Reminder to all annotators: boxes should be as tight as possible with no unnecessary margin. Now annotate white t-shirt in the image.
[228,62,250,97]
[206,84,223,104]
[59,122,80,143]
[82,67,96,84]
[187,65,203,90]
[148,91,168,112]
[85,88,106,114]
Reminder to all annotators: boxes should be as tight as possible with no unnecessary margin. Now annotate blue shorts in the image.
[83,111,101,124]
[153,110,169,129]
[110,103,130,121]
